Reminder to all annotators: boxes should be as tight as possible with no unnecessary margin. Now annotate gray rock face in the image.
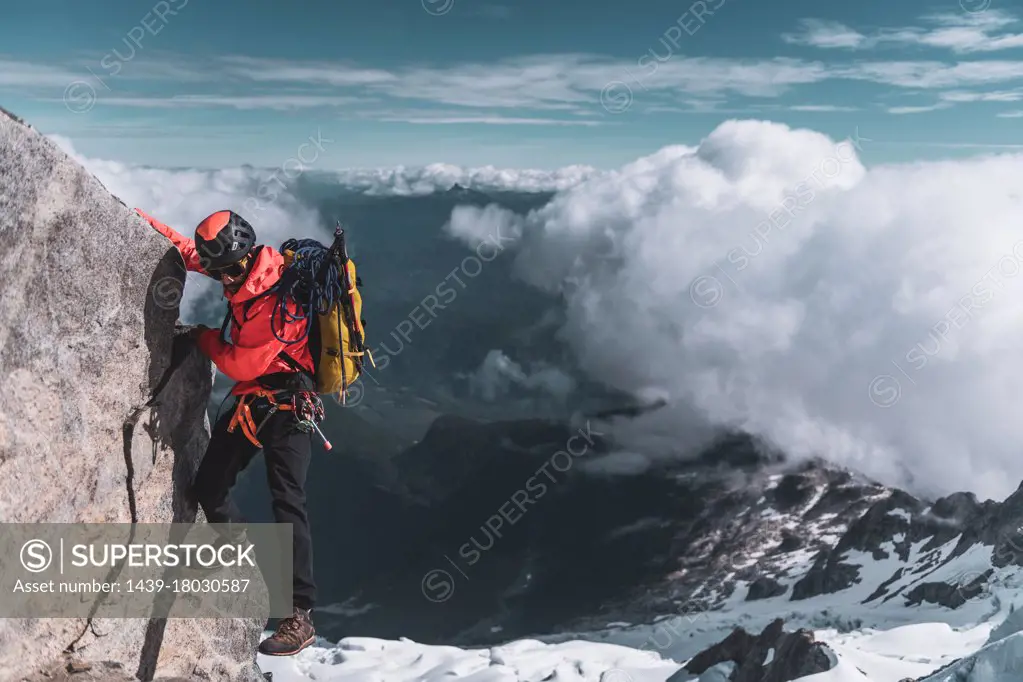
[0,109,265,679]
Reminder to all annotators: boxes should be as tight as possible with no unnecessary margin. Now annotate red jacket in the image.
[137,209,315,396]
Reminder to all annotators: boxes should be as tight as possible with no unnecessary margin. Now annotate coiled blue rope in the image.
[269,238,343,345]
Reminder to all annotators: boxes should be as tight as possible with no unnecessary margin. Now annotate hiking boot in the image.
[258,608,315,656]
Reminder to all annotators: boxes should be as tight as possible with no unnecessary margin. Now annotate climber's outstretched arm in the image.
[135,208,212,277]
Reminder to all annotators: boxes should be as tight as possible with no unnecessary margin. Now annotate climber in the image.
[136,208,318,657]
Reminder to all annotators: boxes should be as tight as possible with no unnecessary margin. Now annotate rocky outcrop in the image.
[903,570,993,609]
[790,488,922,600]
[682,619,834,682]
[0,109,265,679]
[745,576,787,602]
[443,183,493,202]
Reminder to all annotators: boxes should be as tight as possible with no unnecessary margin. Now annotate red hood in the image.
[225,245,283,303]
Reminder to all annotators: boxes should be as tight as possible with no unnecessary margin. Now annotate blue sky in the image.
[4,0,1023,169]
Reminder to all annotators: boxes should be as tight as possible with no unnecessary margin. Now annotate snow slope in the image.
[256,577,1018,682]
[254,620,1003,682]
[256,636,679,682]
[256,516,1023,682]
[253,621,983,682]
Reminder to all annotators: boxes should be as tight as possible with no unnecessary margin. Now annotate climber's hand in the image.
[187,325,212,342]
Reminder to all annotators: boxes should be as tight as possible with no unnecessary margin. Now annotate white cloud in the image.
[195,53,836,105]
[443,119,1023,501]
[639,57,832,97]
[95,94,372,109]
[846,60,1023,89]
[909,141,1023,149]
[199,52,1023,103]
[377,115,603,126]
[446,203,524,244]
[785,11,1023,53]
[0,59,81,87]
[246,54,828,103]
[940,88,1023,102]
[53,131,599,203]
[886,103,952,114]
[788,104,859,112]
[329,162,600,195]
[782,20,867,49]
[997,110,1023,118]
[882,87,1023,113]
[466,350,576,402]
[221,55,398,86]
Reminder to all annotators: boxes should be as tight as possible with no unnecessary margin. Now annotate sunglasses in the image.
[209,257,249,280]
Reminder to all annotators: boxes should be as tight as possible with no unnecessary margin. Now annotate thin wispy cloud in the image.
[218,53,1023,114]
[940,88,1023,102]
[784,11,1023,54]
[6,0,1022,170]
[379,115,604,126]
[0,59,81,87]
[641,103,766,115]
[845,60,1023,89]
[788,104,859,112]
[94,94,372,109]
[782,20,868,49]
[211,54,835,105]
[220,55,397,86]
[908,141,1023,148]
[10,42,1023,125]
[886,103,952,114]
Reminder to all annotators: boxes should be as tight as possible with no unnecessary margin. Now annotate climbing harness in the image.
[227,390,332,451]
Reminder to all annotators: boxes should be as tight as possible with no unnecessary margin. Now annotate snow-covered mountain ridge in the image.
[258,420,1023,682]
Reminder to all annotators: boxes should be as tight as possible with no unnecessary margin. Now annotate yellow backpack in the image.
[277,224,373,403]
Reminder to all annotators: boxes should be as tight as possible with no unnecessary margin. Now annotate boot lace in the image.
[278,615,303,635]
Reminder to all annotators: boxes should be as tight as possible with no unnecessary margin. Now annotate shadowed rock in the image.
[903,570,993,609]
[745,576,787,601]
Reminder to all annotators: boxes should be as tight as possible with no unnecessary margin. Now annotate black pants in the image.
[192,396,316,611]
